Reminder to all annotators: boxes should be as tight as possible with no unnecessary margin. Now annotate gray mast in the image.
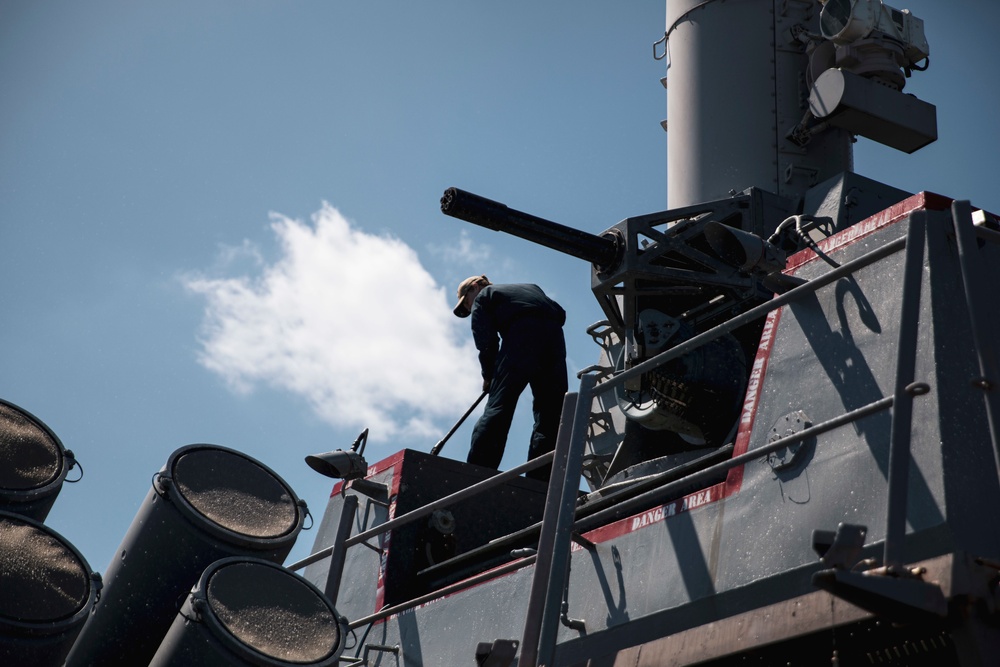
[663,0,852,208]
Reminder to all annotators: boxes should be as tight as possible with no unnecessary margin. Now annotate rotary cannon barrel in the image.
[440,187,620,270]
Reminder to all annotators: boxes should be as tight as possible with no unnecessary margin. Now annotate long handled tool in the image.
[430,390,488,456]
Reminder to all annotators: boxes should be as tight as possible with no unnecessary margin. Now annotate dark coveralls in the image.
[467,284,568,481]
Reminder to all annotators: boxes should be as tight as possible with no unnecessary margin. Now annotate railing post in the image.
[952,200,1000,483]
[520,375,596,667]
[884,212,927,570]
[324,493,359,606]
[519,390,579,667]
[538,376,595,667]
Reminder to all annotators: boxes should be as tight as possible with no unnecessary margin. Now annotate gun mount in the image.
[441,186,822,482]
[440,175,921,487]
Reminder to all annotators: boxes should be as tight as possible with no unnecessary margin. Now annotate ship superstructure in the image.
[2,1,998,666]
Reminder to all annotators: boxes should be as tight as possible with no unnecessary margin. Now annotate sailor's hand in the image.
[482,379,491,392]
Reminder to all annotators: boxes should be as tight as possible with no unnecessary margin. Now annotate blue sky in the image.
[2,1,998,573]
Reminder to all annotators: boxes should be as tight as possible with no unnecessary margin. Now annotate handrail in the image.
[527,229,912,665]
[574,395,896,535]
[597,235,906,394]
[522,380,594,667]
[956,203,1000,487]
[883,213,927,569]
[347,554,539,630]
[329,389,894,639]
[335,206,1000,665]
[287,451,553,571]
[973,219,1000,244]
[294,230,911,576]
[416,443,734,579]
[303,222,952,665]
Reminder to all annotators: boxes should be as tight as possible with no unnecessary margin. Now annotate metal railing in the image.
[287,452,554,572]
[529,202,1000,666]
[958,202,1000,481]
[524,225,917,667]
[289,201,1000,666]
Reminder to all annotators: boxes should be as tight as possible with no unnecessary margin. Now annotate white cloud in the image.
[426,229,492,265]
[185,203,483,443]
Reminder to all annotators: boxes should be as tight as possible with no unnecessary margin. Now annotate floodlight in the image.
[820,0,929,65]
[305,428,370,481]
[821,0,878,44]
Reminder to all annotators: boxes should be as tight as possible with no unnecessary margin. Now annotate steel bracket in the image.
[813,566,948,624]
[812,523,947,622]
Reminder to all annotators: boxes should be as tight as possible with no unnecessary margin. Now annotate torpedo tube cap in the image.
[162,444,303,546]
[64,444,308,667]
[0,511,99,667]
[0,399,76,522]
[149,557,345,667]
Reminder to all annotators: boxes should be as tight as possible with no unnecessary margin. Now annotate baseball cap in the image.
[453,275,489,318]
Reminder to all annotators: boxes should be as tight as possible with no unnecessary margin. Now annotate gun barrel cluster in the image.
[441,187,620,270]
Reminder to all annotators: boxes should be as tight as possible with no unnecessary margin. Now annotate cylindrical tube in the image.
[0,511,99,666]
[664,0,852,207]
[150,557,345,667]
[440,187,621,270]
[0,398,76,522]
[65,444,307,667]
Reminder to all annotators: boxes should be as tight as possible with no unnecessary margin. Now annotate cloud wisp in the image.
[185,203,482,443]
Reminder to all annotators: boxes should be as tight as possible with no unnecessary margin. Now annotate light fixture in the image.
[820,0,878,44]
[819,0,929,65]
[305,429,370,481]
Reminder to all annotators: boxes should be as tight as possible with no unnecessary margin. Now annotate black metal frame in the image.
[590,191,789,338]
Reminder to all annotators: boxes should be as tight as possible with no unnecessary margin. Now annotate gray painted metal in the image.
[801,170,910,232]
[883,211,926,569]
[301,198,1000,665]
[534,381,593,667]
[519,392,580,667]
[664,0,852,207]
[809,67,938,153]
[952,200,1000,480]
[323,493,358,606]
